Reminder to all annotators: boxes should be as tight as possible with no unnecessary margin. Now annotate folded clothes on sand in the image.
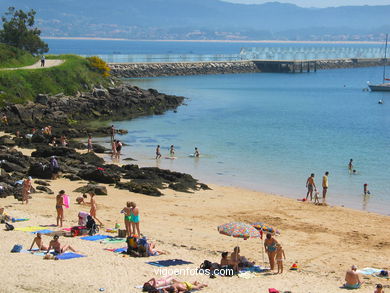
[81,234,112,241]
[147,259,193,267]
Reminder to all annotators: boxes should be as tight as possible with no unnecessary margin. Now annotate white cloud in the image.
[223,0,390,8]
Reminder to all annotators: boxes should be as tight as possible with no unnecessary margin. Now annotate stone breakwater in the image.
[109,58,389,77]
[109,61,260,78]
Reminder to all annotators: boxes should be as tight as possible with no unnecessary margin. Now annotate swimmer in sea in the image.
[194,147,200,158]
[169,145,175,156]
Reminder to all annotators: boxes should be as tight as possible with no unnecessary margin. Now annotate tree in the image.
[0,7,48,55]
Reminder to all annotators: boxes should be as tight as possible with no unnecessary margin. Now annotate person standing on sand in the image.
[344,265,363,289]
[121,201,132,237]
[322,171,329,202]
[22,176,33,204]
[111,139,117,158]
[50,156,60,180]
[275,243,286,274]
[348,159,353,173]
[88,192,103,226]
[306,173,316,201]
[130,202,140,236]
[87,135,93,153]
[264,233,278,271]
[156,145,162,159]
[115,140,122,160]
[56,190,66,227]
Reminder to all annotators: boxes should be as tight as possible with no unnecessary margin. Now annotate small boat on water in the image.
[368,33,390,92]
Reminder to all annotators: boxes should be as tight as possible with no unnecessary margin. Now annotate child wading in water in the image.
[276,243,286,274]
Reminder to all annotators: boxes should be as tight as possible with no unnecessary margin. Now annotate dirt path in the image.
[1,59,64,71]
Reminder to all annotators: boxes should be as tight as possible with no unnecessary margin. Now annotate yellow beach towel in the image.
[15,226,44,232]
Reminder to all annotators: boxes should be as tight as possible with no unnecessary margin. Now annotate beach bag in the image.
[71,226,88,237]
[118,229,127,238]
[5,222,14,231]
[268,289,280,293]
[200,260,213,270]
[380,270,388,277]
[127,236,138,249]
[11,244,22,253]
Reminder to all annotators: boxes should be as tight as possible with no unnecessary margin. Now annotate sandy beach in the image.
[1,142,389,293]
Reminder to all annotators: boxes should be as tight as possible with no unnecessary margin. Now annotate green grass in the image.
[0,43,39,68]
[0,54,109,105]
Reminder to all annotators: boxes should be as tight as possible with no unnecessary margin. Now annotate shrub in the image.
[86,56,110,77]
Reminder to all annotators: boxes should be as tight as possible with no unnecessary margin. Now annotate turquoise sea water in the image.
[47,39,390,214]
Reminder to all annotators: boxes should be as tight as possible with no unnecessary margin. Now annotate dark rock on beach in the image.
[73,184,108,195]
[36,185,54,194]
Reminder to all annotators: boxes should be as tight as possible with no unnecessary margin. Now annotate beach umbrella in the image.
[217,222,260,240]
[251,222,279,235]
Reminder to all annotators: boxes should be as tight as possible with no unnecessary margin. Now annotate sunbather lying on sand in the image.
[46,235,76,254]
[29,233,48,251]
[163,281,208,292]
[143,275,178,292]
[148,241,167,256]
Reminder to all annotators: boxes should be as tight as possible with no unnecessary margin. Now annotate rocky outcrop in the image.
[109,61,260,78]
[0,83,184,139]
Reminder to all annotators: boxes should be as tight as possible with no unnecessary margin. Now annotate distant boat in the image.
[368,33,390,92]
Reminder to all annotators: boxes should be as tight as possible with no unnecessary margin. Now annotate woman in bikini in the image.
[56,190,65,227]
[88,192,103,226]
[121,201,132,237]
[264,233,279,271]
[130,202,140,236]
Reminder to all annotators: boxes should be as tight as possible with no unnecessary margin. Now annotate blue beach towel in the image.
[80,234,112,241]
[12,218,29,222]
[147,259,193,267]
[114,247,127,253]
[56,252,86,260]
[31,229,54,234]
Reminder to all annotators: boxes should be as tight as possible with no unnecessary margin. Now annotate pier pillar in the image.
[300,62,303,73]
[314,61,317,72]
[307,61,310,72]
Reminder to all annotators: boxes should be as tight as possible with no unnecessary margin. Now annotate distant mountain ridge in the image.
[0,0,389,41]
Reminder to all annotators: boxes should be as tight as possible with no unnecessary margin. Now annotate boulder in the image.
[92,144,109,154]
[116,181,162,197]
[63,174,82,181]
[0,161,26,173]
[31,146,76,158]
[73,184,107,195]
[36,185,54,194]
[0,136,16,146]
[77,168,120,184]
[79,152,105,165]
[28,163,53,179]
[34,180,50,186]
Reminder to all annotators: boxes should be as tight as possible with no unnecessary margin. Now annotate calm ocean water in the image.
[47,39,390,214]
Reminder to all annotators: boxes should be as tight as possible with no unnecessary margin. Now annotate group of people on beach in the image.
[155,144,200,159]
[305,158,373,204]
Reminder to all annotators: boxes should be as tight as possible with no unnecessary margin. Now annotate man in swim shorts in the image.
[322,171,329,202]
[306,173,316,201]
[47,235,76,255]
[344,265,363,289]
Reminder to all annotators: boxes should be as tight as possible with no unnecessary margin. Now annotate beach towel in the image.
[105,228,118,233]
[31,229,54,234]
[146,259,193,267]
[55,252,86,260]
[101,237,126,244]
[357,268,382,275]
[80,234,112,241]
[40,224,57,227]
[239,266,268,273]
[104,247,127,253]
[62,228,72,231]
[21,249,55,256]
[15,226,43,232]
[12,218,29,222]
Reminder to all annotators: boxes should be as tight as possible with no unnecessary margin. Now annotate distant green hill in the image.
[0,54,109,105]
[0,43,38,69]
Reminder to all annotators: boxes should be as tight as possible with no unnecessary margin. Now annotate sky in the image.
[224,0,390,8]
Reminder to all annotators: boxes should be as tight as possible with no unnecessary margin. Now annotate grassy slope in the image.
[0,43,39,68]
[0,54,109,105]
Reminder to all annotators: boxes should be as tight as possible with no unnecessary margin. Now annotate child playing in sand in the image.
[88,192,103,226]
[276,243,286,274]
[29,233,48,251]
